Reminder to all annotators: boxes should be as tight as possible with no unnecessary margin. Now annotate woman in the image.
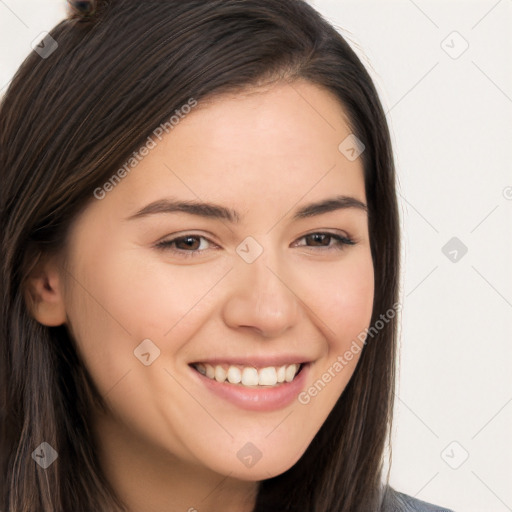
[0,1,454,511]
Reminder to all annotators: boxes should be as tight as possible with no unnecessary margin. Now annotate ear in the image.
[24,254,67,327]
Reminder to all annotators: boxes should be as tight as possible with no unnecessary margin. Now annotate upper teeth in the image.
[194,363,301,386]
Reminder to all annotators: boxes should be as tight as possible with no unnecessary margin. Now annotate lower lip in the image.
[190,364,310,412]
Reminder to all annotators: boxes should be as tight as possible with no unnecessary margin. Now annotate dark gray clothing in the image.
[382,486,455,512]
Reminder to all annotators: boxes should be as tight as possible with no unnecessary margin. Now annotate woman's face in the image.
[59,79,374,480]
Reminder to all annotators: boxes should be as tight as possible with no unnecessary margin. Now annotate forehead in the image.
[94,80,367,222]
[179,79,356,159]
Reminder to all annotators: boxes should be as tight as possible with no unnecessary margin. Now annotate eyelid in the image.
[155,230,218,245]
[292,231,356,248]
[154,232,219,253]
[293,229,354,242]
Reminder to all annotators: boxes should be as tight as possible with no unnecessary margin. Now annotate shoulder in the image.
[381,486,455,512]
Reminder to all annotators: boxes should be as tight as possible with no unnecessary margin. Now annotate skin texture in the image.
[25,79,374,512]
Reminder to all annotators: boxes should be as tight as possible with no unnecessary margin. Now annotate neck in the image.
[91,411,258,512]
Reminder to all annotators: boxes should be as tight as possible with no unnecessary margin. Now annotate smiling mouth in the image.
[190,362,304,387]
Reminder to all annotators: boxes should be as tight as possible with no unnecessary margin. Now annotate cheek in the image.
[298,250,375,352]
[102,252,233,342]
[66,245,232,384]
[295,249,373,402]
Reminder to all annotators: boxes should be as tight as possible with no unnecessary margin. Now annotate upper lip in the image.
[190,355,312,368]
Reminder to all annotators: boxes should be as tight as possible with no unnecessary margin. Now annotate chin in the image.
[206,441,308,482]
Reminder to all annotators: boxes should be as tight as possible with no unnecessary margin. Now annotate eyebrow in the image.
[125,194,368,223]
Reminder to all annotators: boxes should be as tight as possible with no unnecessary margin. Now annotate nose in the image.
[221,249,301,338]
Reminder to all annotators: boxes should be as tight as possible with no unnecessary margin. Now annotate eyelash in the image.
[154,232,356,258]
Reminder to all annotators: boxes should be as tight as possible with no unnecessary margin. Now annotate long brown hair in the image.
[0,1,400,510]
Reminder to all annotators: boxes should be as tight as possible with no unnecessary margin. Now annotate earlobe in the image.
[24,261,67,327]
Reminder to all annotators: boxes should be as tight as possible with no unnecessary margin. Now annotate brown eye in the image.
[296,232,356,250]
[306,233,331,246]
[155,234,215,258]
[173,236,201,251]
